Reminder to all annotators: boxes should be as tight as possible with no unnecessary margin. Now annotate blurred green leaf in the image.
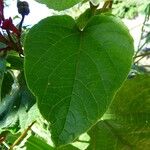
[6,55,23,70]
[0,72,36,133]
[0,88,21,132]
[35,0,82,11]
[0,58,6,101]
[25,135,79,150]
[87,120,133,150]
[1,71,14,99]
[25,136,54,150]
[88,75,150,150]
[19,104,39,131]
[6,132,21,145]
[18,72,36,111]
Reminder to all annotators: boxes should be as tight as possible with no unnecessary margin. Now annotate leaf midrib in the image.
[57,31,83,139]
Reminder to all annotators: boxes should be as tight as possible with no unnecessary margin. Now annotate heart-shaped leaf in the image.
[24,14,134,146]
[35,0,82,11]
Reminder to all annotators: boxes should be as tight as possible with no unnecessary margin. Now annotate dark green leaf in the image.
[24,15,134,146]
[6,55,23,70]
[87,120,132,150]
[0,72,36,132]
[18,72,36,111]
[107,75,150,126]
[0,58,6,78]
[88,75,150,150]
[1,71,14,99]
[0,89,21,131]
[35,0,82,11]
[0,42,7,50]
[16,72,36,130]
[0,58,6,101]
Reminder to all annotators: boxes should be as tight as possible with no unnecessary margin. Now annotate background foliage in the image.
[0,0,150,150]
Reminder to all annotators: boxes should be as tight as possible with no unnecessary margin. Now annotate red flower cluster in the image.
[2,18,20,35]
[0,0,30,55]
[0,0,20,36]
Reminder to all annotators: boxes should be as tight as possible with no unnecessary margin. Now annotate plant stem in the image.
[135,5,150,57]
[76,139,89,143]
[16,14,25,55]
[141,65,150,67]
[6,30,14,44]
[9,121,36,150]
[134,51,150,59]
[134,55,145,64]
[102,0,113,9]
[19,15,25,33]
[89,1,99,14]
[2,141,10,149]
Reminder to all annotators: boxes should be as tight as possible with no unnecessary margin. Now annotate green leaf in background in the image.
[25,136,80,150]
[24,14,134,146]
[0,58,6,79]
[0,58,6,101]
[0,72,36,133]
[0,88,21,131]
[18,72,36,111]
[88,75,150,150]
[25,136,54,150]
[6,55,23,70]
[1,71,14,99]
[14,72,36,130]
[107,75,150,127]
[87,120,127,150]
[6,132,21,146]
[35,0,82,11]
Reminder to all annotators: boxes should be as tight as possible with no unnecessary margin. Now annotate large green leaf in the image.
[24,14,134,146]
[35,0,82,11]
[88,75,150,150]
